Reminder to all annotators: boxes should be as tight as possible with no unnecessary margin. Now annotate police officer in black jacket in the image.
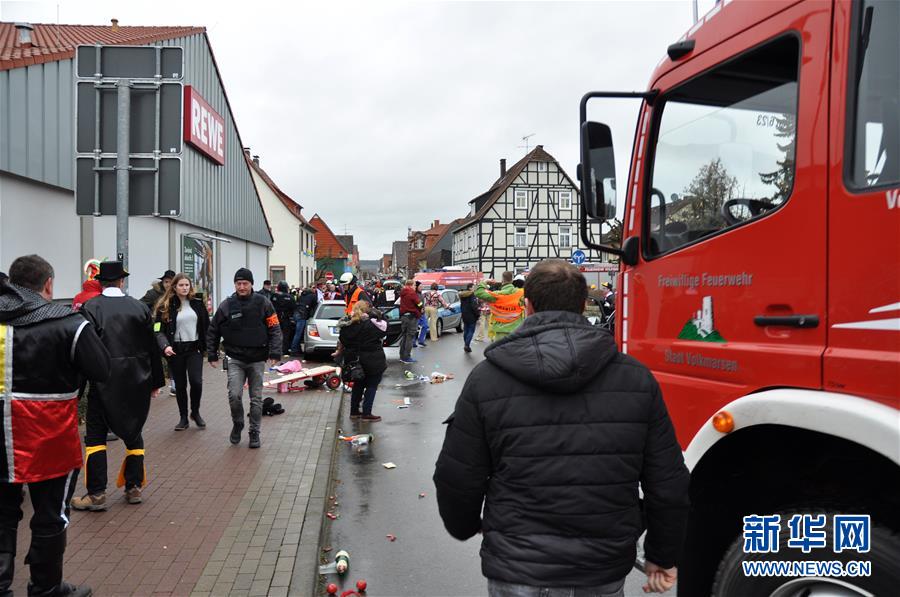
[207,268,282,449]
[270,281,296,356]
[434,260,690,596]
[0,255,110,597]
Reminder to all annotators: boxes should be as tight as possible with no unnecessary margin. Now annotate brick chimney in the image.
[110,18,119,32]
[432,219,440,229]
[500,158,506,177]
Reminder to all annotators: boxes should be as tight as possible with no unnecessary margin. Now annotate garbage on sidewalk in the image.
[386,533,397,541]
[382,462,397,469]
[319,549,350,575]
[339,434,373,446]
[430,371,455,383]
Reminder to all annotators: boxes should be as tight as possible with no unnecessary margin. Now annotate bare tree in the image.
[679,158,738,228]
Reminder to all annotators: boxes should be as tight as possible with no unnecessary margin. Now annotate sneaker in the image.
[230,422,243,445]
[248,433,261,449]
[169,387,176,397]
[399,358,417,364]
[125,486,142,504]
[360,414,382,422]
[174,416,189,431]
[71,493,107,511]
[464,346,472,353]
[190,413,206,428]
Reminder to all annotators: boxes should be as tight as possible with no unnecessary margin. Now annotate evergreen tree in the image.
[759,113,796,203]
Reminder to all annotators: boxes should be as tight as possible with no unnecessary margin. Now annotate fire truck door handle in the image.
[753,315,819,328]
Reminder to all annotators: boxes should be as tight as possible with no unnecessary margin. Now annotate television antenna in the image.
[518,133,536,153]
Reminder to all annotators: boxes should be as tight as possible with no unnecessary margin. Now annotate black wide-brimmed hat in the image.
[159,270,176,280]
[96,261,130,282]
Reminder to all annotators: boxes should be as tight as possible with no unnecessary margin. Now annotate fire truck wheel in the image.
[712,509,900,597]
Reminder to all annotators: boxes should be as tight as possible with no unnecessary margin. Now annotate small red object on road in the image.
[418,492,426,498]
[356,579,367,591]
[326,512,337,520]
[386,533,396,541]
[340,591,360,597]
[326,583,338,594]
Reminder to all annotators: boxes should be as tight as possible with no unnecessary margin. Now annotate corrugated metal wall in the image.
[0,33,272,247]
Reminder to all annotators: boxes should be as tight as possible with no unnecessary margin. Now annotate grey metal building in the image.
[0,21,272,305]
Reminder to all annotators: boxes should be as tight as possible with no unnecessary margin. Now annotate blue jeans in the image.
[417,313,429,345]
[463,321,476,347]
[290,317,307,353]
[350,371,383,415]
[487,578,625,597]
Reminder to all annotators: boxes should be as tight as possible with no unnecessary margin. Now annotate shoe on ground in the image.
[125,486,142,504]
[361,414,382,422]
[71,493,107,511]
[464,346,472,353]
[230,422,243,445]
[349,413,361,420]
[57,582,92,597]
[190,413,206,428]
[169,387,176,397]
[399,358,417,364]
[174,416,189,431]
[249,433,260,449]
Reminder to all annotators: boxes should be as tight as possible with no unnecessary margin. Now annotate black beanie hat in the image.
[234,268,254,284]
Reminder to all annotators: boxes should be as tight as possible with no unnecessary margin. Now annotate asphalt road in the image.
[317,330,656,597]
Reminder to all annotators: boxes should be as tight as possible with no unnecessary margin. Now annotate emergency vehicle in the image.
[577,1,898,595]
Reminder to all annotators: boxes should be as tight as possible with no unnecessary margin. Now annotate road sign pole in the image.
[116,80,131,290]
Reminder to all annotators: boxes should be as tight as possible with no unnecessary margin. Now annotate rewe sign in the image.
[184,86,225,165]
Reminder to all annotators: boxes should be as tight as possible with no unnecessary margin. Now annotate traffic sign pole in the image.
[116,80,131,290]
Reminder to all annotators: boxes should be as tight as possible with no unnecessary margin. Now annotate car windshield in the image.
[315,305,345,320]
[381,306,400,320]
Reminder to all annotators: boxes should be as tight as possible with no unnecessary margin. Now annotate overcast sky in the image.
[3,0,719,259]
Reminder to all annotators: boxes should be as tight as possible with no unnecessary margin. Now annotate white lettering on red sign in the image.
[184,86,225,165]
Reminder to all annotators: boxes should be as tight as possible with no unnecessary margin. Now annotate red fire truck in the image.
[578,1,898,594]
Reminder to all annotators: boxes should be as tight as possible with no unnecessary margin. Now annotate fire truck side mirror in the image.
[580,121,617,221]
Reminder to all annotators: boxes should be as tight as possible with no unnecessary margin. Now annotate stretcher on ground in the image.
[263,365,343,393]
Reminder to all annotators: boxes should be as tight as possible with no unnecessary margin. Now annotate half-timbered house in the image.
[452,146,606,277]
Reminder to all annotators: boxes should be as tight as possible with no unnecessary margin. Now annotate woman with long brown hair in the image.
[338,301,387,421]
[154,274,210,430]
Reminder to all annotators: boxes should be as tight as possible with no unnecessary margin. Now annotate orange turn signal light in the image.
[712,411,735,433]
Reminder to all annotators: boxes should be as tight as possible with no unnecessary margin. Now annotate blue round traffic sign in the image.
[571,249,586,265]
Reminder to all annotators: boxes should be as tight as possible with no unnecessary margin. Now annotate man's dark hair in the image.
[501,271,513,284]
[263,280,272,286]
[8,254,54,292]
[524,260,587,314]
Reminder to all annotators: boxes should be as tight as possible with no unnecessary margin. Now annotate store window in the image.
[559,225,573,249]
[515,226,527,248]
[515,189,528,209]
[559,191,572,210]
[646,36,799,256]
[846,0,899,189]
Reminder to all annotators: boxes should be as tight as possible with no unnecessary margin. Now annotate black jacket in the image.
[139,281,165,310]
[459,290,480,325]
[433,310,690,587]
[338,315,388,378]
[82,291,165,443]
[154,296,210,355]
[270,291,296,324]
[296,289,318,320]
[207,291,282,363]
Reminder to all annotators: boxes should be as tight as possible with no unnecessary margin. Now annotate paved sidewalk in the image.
[11,365,341,596]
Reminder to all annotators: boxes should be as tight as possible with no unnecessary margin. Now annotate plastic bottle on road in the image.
[350,434,373,447]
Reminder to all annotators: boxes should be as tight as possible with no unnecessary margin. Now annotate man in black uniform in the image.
[207,268,282,449]
[0,255,110,597]
[72,261,165,511]
[270,281,296,357]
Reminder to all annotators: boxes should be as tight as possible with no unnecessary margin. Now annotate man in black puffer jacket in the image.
[433,259,690,596]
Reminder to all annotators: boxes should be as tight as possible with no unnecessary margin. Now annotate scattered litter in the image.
[418,492,427,499]
[404,397,411,405]
[333,501,339,506]
[341,591,361,597]
[322,546,333,553]
[356,579,368,591]
[326,582,338,594]
[382,462,397,469]
[326,512,338,520]
[336,550,350,574]
[386,533,396,542]
[320,562,338,575]
[163,545,167,549]
[339,434,373,446]
[272,359,303,374]
[329,495,335,500]
[430,371,455,384]
[397,404,409,409]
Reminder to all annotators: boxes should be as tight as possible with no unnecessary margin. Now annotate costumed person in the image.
[72,259,102,311]
[206,268,282,449]
[0,255,110,597]
[270,281,296,356]
[154,274,210,431]
[475,271,525,342]
[72,261,165,511]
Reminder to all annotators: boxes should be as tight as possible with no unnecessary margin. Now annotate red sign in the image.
[184,86,225,165]
[325,272,334,281]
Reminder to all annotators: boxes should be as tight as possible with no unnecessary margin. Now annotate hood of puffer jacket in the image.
[483,310,618,393]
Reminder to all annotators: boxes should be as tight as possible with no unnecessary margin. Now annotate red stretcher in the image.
[263,365,343,393]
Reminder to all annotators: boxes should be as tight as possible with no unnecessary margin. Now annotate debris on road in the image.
[339,434,373,446]
[326,582,338,594]
[335,550,350,574]
[430,371,455,383]
[326,512,338,520]
[356,579,368,591]
[382,462,397,469]
[418,492,426,498]
[386,533,397,541]
[322,546,332,553]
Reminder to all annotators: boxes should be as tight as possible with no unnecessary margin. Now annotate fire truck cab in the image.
[578,0,899,594]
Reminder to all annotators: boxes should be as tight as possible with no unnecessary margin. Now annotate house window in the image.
[269,267,285,284]
[559,225,572,249]
[515,226,527,248]
[514,190,528,209]
[559,191,572,210]
[537,162,548,172]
